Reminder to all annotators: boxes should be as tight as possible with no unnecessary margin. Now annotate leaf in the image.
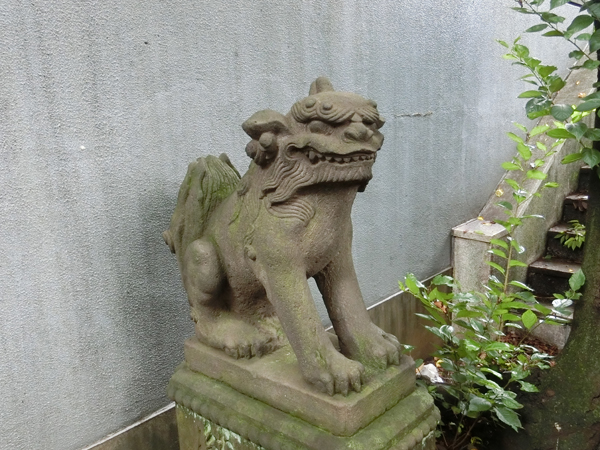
[525,23,549,33]
[550,0,569,8]
[487,260,507,275]
[527,169,547,180]
[456,310,486,319]
[552,298,573,308]
[540,12,566,23]
[531,124,550,136]
[481,368,503,379]
[583,147,600,167]
[576,32,592,41]
[513,44,530,58]
[497,39,509,48]
[518,90,543,98]
[526,98,552,119]
[513,122,528,132]
[469,396,493,413]
[522,310,538,330]
[545,182,559,188]
[497,200,513,211]
[491,238,508,249]
[537,65,558,77]
[489,248,508,258]
[518,381,539,392]
[505,178,520,190]
[585,128,600,140]
[569,50,585,60]
[507,132,524,143]
[590,29,600,52]
[404,273,423,295]
[566,122,588,140]
[522,214,544,219]
[566,15,595,34]
[561,152,584,164]
[510,239,526,254]
[485,342,511,351]
[500,396,524,410]
[543,30,564,37]
[587,3,600,19]
[517,142,533,160]
[502,161,521,171]
[549,77,566,93]
[535,303,552,315]
[576,99,600,111]
[585,60,600,70]
[512,7,534,13]
[551,104,573,121]
[569,268,586,291]
[431,274,455,287]
[547,128,575,139]
[510,280,533,291]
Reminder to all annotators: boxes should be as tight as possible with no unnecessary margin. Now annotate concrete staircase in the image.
[525,165,590,347]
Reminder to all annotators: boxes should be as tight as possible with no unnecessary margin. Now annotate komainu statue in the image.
[164,77,401,396]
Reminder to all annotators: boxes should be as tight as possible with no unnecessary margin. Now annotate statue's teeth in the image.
[325,155,333,161]
[351,156,360,162]
[334,156,343,163]
[309,150,318,162]
[343,157,351,163]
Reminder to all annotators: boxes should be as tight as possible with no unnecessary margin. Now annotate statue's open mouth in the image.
[300,147,376,165]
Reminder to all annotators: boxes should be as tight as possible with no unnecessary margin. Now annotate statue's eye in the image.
[363,118,374,125]
[308,120,331,134]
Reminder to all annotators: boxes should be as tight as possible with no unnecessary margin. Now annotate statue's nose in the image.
[344,123,373,142]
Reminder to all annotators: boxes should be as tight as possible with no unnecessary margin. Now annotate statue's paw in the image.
[195,317,285,359]
[369,325,402,369]
[346,324,402,371]
[305,349,365,396]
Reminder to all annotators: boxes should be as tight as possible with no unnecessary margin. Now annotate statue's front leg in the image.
[248,249,364,396]
[314,245,401,373]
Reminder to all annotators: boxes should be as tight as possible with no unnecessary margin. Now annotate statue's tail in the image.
[163,153,241,268]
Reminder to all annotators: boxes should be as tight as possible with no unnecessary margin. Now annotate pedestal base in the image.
[175,403,437,450]
[170,365,438,450]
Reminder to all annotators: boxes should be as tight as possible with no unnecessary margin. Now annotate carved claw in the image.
[304,348,365,396]
[339,324,402,372]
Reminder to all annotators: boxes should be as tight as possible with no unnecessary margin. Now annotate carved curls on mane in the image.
[290,100,384,128]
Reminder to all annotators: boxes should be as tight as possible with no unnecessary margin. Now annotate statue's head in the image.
[242,77,385,202]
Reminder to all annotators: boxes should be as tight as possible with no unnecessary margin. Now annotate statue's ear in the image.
[242,110,289,166]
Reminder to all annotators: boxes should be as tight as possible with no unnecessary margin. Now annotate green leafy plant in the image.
[507,0,600,171]
[555,219,586,249]
[401,268,584,449]
[400,3,596,442]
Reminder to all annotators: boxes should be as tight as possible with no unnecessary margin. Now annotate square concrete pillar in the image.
[453,218,507,292]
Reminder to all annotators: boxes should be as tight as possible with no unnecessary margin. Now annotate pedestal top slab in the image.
[184,337,415,436]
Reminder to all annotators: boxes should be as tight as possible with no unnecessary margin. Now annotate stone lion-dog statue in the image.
[163,77,401,396]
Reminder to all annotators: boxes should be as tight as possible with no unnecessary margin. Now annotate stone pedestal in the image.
[168,337,439,450]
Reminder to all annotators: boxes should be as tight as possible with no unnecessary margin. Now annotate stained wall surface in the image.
[0,1,578,449]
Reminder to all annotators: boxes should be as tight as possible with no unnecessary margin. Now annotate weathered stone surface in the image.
[163,77,402,395]
[184,336,416,436]
[169,364,439,450]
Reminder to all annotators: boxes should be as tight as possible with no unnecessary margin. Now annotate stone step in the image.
[562,192,588,224]
[527,258,582,297]
[545,223,585,263]
[576,164,592,193]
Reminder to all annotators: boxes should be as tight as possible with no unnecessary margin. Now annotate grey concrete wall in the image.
[0,1,578,449]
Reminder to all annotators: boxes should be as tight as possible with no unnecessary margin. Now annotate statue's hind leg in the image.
[183,238,285,358]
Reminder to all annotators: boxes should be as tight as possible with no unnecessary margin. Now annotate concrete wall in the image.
[0,1,577,449]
